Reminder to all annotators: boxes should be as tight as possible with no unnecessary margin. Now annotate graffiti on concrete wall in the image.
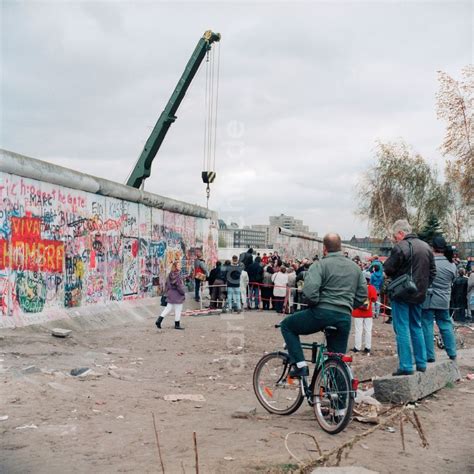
[273,235,324,261]
[272,235,371,262]
[0,172,217,325]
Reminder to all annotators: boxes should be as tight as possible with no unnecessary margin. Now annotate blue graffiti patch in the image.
[150,241,167,258]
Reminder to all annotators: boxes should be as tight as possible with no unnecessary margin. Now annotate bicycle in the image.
[253,324,358,434]
[435,321,472,350]
[433,309,472,350]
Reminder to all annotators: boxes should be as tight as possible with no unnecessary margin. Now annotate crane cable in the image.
[202,42,220,208]
[213,41,221,173]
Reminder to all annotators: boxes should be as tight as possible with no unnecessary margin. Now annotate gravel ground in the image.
[0,303,473,473]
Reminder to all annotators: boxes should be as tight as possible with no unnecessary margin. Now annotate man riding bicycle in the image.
[280,233,367,377]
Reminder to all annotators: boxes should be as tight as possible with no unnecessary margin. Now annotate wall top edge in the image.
[278,227,371,255]
[278,226,320,241]
[0,148,217,220]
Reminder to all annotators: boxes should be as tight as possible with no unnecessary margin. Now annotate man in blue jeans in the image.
[421,235,457,361]
[384,220,436,376]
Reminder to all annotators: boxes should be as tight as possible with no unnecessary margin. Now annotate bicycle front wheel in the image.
[253,352,304,415]
[313,357,354,434]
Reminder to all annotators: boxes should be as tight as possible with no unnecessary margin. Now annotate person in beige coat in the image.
[240,269,249,308]
[272,267,289,313]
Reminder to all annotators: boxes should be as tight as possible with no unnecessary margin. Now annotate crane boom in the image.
[127,30,221,189]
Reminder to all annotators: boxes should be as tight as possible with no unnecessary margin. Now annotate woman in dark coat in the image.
[451,268,468,322]
[208,261,226,309]
[156,261,186,330]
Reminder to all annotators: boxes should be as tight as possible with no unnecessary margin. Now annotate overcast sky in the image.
[1,1,472,239]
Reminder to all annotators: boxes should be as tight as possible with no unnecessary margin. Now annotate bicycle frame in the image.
[254,331,358,433]
[298,341,358,405]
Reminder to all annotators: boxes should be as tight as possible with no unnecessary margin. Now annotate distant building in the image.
[218,222,266,249]
[269,214,310,234]
[250,224,278,248]
[218,229,235,248]
[343,236,393,257]
[233,228,267,248]
[219,214,318,249]
[250,214,317,247]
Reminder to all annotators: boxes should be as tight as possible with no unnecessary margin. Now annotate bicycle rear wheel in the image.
[253,352,304,415]
[435,333,445,350]
[313,357,354,434]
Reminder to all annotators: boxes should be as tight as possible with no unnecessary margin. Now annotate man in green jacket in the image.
[280,233,367,377]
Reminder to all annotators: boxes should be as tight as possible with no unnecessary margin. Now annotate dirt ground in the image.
[1,301,473,474]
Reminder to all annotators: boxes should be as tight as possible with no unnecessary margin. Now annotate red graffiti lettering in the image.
[0,240,10,268]
[11,216,41,240]
[131,239,138,258]
[0,217,64,272]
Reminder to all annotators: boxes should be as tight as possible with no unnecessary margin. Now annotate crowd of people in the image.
[155,222,473,378]
[206,249,317,314]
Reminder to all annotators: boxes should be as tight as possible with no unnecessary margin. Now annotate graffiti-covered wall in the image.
[0,149,217,328]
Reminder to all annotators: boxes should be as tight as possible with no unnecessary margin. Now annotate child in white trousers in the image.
[159,303,183,326]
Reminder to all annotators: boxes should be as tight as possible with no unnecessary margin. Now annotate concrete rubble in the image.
[51,328,72,338]
[231,407,257,419]
[163,394,206,402]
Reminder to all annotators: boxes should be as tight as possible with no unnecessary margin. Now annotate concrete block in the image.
[51,328,72,338]
[231,407,257,419]
[22,365,41,374]
[352,356,398,382]
[77,370,102,381]
[373,359,461,404]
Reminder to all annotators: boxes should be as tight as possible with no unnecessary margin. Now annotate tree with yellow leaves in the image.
[437,66,473,240]
[357,140,448,238]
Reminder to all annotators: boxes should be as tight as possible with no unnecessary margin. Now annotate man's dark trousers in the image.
[194,278,201,301]
[280,307,352,364]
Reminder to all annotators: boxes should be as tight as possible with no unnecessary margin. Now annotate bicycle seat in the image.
[324,326,338,334]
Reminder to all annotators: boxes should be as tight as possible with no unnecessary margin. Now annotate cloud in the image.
[1,1,471,239]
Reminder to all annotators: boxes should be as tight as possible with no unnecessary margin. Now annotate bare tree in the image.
[357,141,448,237]
[445,162,471,242]
[436,65,473,208]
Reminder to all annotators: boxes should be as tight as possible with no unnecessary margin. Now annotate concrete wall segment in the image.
[275,227,371,260]
[0,149,100,194]
[0,148,215,220]
[0,149,217,328]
